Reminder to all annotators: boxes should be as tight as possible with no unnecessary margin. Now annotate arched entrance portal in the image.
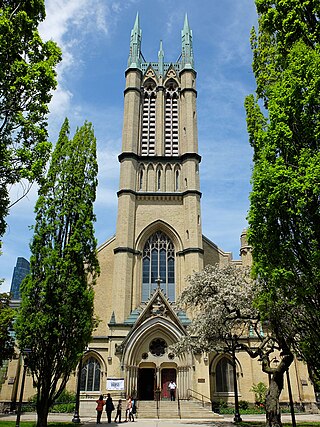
[138,367,156,400]
[120,295,193,400]
[161,368,176,399]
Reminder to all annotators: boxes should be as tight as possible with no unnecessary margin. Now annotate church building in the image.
[0,14,316,414]
[82,14,314,408]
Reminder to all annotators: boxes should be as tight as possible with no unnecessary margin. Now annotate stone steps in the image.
[135,400,222,419]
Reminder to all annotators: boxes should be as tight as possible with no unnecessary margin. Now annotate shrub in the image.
[27,389,76,413]
[250,381,267,406]
[239,400,249,409]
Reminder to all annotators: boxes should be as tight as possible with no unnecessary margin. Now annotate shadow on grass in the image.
[0,423,76,427]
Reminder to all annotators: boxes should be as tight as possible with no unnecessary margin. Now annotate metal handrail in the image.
[187,388,211,407]
[177,388,181,419]
[155,389,160,419]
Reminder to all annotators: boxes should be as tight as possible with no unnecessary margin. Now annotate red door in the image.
[161,368,176,399]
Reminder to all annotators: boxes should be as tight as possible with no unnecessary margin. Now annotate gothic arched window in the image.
[216,357,234,393]
[142,232,175,301]
[80,357,101,392]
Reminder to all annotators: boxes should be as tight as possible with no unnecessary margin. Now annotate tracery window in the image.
[216,357,234,393]
[142,232,175,301]
[80,357,101,392]
[149,338,167,356]
[141,79,156,155]
[164,80,179,156]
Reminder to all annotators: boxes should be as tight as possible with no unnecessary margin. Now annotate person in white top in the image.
[168,380,177,401]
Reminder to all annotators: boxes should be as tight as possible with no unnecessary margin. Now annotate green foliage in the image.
[250,382,267,406]
[0,1,61,238]
[246,0,320,381]
[0,285,15,366]
[239,400,249,410]
[14,119,99,427]
[28,390,76,413]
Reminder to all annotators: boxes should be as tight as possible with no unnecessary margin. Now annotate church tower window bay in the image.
[142,232,175,301]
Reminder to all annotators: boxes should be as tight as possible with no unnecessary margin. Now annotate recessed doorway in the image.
[138,368,155,400]
[161,368,176,400]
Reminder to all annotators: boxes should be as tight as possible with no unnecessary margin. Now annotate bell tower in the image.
[112,14,203,322]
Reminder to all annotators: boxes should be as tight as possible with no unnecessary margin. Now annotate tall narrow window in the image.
[164,80,179,156]
[175,170,180,191]
[141,79,156,155]
[142,232,175,301]
[80,357,101,391]
[216,357,234,393]
[139,170,143,190]
[157,170,161,191]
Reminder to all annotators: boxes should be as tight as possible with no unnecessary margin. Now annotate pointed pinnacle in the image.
[183,13,190,31]
[134,12,140,30]
[158,40,164,56]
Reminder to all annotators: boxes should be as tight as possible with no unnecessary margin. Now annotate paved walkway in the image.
[1,412,320,426]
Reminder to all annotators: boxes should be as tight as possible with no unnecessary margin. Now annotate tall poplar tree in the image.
[0,0,61,239]
[15,119,99,427]
[245,0,320,397]
[0,284,15,366]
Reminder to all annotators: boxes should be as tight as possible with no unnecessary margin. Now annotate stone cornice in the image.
[179,68,197,78]
[118,151,201,163]
[117,189,202,199]
[180,87,197,97]
[176,247,204,256]
[123,86,142,96]
[114,246,141,255]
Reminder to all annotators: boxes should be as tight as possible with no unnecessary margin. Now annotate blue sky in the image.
[1,0,258,292]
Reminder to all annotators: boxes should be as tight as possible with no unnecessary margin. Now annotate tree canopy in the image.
[176,264,294,427]
[15,119,99,427]
[0,0,61,238]
[246,0,320,381]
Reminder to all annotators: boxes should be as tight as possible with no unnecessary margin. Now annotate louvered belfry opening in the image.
[141,79,156,155]
[165,79,179,156]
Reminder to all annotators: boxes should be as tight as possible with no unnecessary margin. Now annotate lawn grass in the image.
[239,423,320,427]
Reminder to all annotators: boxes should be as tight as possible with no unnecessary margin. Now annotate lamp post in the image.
[15,349,31,427]
[286,368,296,427]
[227,334,242,423]
[72,356,83,423]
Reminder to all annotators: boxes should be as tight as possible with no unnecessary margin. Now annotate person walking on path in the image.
[168,380,177,401]
[96,394,105,424]
[105,393,115,423]
[125,396,134,422]
[114,399,122,423]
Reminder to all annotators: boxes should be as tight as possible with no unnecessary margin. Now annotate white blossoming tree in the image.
[176,264,293,427]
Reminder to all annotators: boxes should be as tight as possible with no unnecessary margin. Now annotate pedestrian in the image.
[125,396,134,422]
[96,394,105,424]
[105,393,115,423]
[114,399,122,423]
[168,380,177,401]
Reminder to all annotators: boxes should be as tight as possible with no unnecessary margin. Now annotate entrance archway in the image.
[138,368,155,400]
[161,368,176,399]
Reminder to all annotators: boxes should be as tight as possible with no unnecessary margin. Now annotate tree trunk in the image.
[36,395,50,427]
[265,371,284,427]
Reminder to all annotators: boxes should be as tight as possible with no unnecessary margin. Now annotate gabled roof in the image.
[115,287,190,355]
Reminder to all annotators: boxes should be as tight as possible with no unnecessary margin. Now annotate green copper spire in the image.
[158,40,164,76]
[128,12,142,70]
[181,13,194,70]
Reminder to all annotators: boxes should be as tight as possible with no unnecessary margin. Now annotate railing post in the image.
[177,388,181,419]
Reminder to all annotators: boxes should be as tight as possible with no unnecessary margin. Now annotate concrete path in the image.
[1,412,320,426]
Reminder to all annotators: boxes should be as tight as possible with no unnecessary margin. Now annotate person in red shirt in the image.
[96,394,105,424]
